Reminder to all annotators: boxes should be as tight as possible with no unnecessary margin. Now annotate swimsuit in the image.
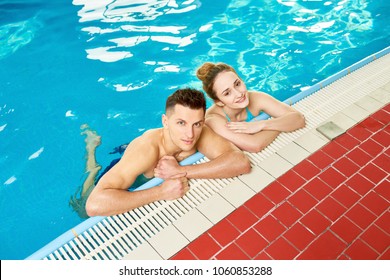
[223,107,255,122]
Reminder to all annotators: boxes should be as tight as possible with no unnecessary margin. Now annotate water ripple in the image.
[0,17,42,59]
[194,0,375,98]
[28,147,44,160]
[73,0,201,92]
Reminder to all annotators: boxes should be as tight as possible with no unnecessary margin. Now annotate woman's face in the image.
[213,71,248,109]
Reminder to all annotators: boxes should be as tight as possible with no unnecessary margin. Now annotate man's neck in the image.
[160,128,196,162]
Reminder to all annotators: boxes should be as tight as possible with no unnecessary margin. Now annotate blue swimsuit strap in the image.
[245,107,255,121]
[223,109,231,122]
[224,107,254,122]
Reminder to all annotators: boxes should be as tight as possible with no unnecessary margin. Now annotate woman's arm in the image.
[206,114,281,153]
[227,92,306,134]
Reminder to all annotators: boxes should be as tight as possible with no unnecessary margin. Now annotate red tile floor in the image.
[171,104,390,260]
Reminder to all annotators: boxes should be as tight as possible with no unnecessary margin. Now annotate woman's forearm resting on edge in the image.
[261,111,306,132]
[239,130,280,153]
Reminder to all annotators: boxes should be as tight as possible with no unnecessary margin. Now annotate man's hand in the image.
[154,155,186,179]
[159,174,189,200]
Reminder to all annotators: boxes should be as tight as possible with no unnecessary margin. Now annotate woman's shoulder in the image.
[249,90,268,99]
[206,104,224,118]
[249,90,276,104]
[205,106,227,130]
[249,90,288,117]
[248,90,268,112]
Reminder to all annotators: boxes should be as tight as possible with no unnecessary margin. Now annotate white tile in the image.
[173,209,213,241]
[325,112,358,131]
[197,194,235,224]
[148,225,189,259]
[277,141,311,165]
[294,129,329,153]
[218,178,256,208]
[239,165,275,192]
[382,81,390,92]
[355,95,385,114]
[122,241,162,260]
[316,121,346,140]
[310,127,333,143]
[369,87,390,104]
[258,153,293,178]
[342,103,371,123]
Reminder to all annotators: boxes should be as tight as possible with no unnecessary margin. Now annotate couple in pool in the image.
[70,62,305,218]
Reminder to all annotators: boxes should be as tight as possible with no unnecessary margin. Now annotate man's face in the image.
[163,104,205,152]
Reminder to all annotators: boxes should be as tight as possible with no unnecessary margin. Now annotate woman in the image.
[196,62,306,153]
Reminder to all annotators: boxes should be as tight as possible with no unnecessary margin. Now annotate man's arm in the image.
[86,134,188,217]
[187,125,251,178]
[154,126,251,180]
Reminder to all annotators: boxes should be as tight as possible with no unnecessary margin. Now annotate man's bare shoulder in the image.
[122,128,162,158]
[139,128,161,142]
[199,124,215,136]
[196,125,239,160]
[198,124,233,143]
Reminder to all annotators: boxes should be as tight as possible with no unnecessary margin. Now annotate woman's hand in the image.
[226,120,265,134]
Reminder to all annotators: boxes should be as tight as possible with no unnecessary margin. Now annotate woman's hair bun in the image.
[196,62,215,82]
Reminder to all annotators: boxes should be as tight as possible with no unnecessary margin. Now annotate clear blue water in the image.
[0,0,389,259]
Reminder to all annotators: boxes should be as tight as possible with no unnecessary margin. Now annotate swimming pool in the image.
[0,0,389,260]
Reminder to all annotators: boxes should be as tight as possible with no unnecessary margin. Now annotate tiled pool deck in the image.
[170,104,390,260]
[30,50,389,261]
[119,51,390,261]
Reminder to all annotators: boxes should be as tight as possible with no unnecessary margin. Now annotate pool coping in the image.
[26,45,390,260]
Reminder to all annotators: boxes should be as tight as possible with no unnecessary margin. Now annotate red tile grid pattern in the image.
[171,104,390,260]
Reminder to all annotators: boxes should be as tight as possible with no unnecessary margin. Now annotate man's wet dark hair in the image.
[165,88,206,115]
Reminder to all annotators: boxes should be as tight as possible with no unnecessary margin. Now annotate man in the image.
[86,88,251,217]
